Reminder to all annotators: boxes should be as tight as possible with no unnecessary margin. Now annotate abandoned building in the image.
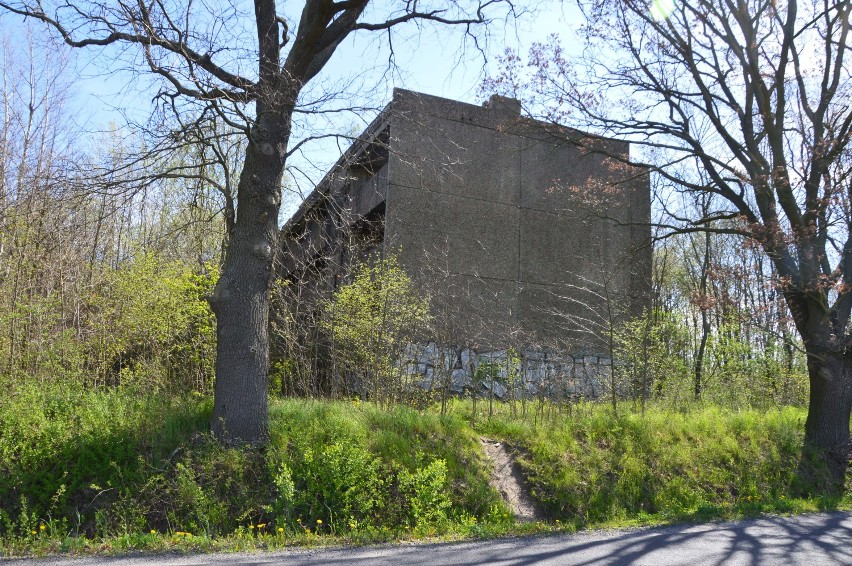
[277,88,651,396]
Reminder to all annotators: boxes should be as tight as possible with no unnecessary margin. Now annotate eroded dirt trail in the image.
[480,437,543,522]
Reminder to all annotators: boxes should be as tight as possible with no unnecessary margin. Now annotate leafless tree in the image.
[0,0,518,443]
[486,0,852,482]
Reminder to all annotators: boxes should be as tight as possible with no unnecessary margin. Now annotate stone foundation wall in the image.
[402,342,612,400]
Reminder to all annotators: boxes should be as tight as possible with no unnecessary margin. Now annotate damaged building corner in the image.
[275,88,651,398]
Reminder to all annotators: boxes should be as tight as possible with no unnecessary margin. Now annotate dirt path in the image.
[480,438,543,522]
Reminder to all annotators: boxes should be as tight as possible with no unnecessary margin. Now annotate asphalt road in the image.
[8,511,852,566]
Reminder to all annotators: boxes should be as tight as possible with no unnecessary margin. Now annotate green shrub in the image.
[266,399,504,534]
[321,256,430,406]
[0,389,506,551]
[268,463,296,524]
[0,253,217,394]
[398,459,452,528]
[290,442,385,530]
[613,312,809,409]
[86,255,217,393]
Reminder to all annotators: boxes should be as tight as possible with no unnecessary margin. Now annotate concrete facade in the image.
[278,89,651,357]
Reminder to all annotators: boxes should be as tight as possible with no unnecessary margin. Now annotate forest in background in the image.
[0,29,226,394]
[0,25,809,410]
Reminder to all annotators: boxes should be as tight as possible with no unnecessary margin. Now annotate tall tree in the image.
[488,0,852,481]
[1,0,514,444]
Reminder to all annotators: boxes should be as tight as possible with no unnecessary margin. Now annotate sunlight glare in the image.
[650,0,676,21]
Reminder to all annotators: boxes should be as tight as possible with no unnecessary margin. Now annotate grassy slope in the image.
[455,400,850,528]
[0,384,509,556]
[1,384,848,557]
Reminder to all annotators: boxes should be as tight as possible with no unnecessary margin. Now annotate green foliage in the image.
[140,438,269,536]
[3,385,847,557]
[322,256,430,405]
[398,459,452,528]
[266,399,503,534]
[615,310,692,406]
[85,254,218,392]
[268,464,295,523]
[0,251,217,394]
[701,323,808,408]
[0,381,211,542]
[0,388,506,555]
[464,400,846,527]
[613,311,808,409]
[291,441,386,528]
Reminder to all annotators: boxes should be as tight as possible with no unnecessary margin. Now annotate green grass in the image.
[452,400,850,529]
[0,383,511,557]
[1,383,849,558]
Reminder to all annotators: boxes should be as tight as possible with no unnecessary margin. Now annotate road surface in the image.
[8,511,852,565]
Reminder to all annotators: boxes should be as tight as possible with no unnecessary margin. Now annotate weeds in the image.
[455,400,849,528]
[1,385,848,558]
[0,384,508,557]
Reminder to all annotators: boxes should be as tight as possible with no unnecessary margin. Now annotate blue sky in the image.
[1,2,582,219]
[68,2,578,122]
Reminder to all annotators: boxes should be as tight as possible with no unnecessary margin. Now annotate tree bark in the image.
[694,229,712,400]
[803,348,852,488]
[209,112,289,445]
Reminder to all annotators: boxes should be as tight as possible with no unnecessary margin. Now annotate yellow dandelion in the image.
[39,524,46,531]
[150,530,156,534]
[31,530,36,535]
[316,519,322,525]
[277,527,284,533]
[248,524,254,529]
[257,523,266,528]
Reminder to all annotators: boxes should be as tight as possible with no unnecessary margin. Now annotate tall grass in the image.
[455,400,847,527]
[268,399,502,523]
[0,381,211,540]
[0,383,509,556]
[2,383,848,557]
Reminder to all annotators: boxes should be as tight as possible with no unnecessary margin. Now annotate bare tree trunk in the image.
[694,229,712,400]
[210,114,288,445]
[803,349,852,488]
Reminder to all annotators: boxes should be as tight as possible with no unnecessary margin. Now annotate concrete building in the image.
[278,89,650,365]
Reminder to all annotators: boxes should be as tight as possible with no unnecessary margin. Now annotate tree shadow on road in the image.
[295,512,852,566]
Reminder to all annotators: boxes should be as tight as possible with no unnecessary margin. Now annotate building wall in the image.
[384,89,650,352]
[278,88,650,360]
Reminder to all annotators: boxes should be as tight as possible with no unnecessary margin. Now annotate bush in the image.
[266,399,503,534]
[398,459,452,528]
[0,253,217,394]
[613,311,809,409]
[85,255,217,393]
[0,388,506,550]
[321,256,430,406]
[289,441,386,529]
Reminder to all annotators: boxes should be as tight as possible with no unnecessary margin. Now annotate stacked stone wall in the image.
[402,342,612,400]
